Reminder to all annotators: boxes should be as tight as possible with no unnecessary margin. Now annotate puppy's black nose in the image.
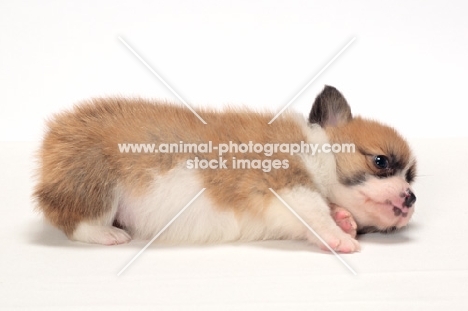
[404,190,416,208]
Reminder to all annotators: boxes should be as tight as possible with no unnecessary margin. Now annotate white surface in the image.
[1,0,468,140]
[1,138,468,310]
[2,1,468,309]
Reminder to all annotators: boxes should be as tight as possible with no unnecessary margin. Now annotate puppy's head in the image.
[309,86,417,234]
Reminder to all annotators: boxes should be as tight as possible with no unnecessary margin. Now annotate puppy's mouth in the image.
[357,193,415,235]
[361,193,411,219]
[388,200,409,218]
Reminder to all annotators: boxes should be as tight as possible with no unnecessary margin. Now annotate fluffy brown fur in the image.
[34,99,316,235]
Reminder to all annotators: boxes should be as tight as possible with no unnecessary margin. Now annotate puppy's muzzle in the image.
[403,189,416,208]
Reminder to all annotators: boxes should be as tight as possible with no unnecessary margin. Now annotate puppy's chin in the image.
[331,175,416,234]
[357,225,399,235]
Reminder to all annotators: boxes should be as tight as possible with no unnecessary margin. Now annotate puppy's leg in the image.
[36,182,131,245]
[71,219,131,246]
[330,204,357,239]
[71,198,131,245]
[270,187,360,253]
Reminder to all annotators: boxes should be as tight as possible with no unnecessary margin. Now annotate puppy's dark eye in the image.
[374,155,389,169]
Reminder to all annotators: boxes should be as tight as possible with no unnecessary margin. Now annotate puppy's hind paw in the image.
[71,223,132,245]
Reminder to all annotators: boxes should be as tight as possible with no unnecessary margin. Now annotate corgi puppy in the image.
[33,86,416,253]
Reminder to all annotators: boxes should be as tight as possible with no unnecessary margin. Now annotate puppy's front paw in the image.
[330,204,357,239]
[319,231,361,253]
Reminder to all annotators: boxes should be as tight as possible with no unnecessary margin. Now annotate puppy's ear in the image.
[309,85,352,127]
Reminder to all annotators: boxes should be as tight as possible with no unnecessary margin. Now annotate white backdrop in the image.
[3,2,468,309]
[2,0,468,141]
